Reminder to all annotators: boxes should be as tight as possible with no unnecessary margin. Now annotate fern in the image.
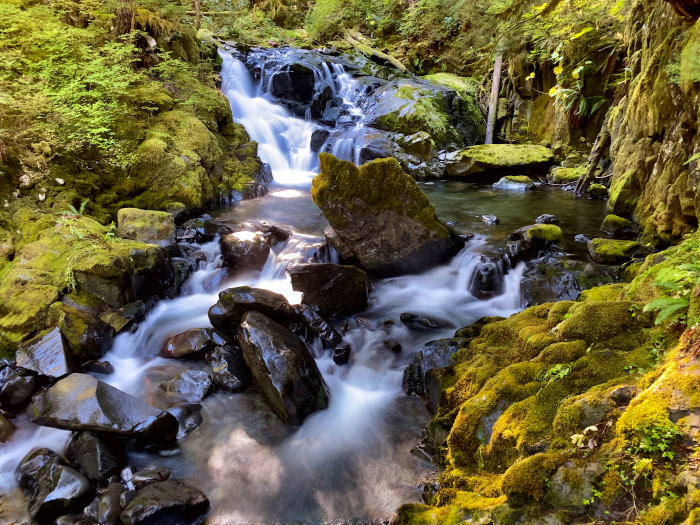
[644,297,690,325]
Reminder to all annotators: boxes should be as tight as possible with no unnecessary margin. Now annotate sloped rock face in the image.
[238,311,329,426]
[16,327,75,378]
[312,154,463,276]
[119,480,210,525]
[117,208,176,250]
[29,374,178,443]
[606,0,700,244]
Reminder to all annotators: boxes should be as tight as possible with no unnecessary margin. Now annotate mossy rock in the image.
[396,131,435,161]
[600,214,638,238]
[311,153,463,276]
[501,453,567,502]
[587,238,647,265]
[525,224,562,243]
[587,183,608,198]
[445,144,554,182]
[117,208,176,249]
[548,166,585,184]
[493,176,535,190]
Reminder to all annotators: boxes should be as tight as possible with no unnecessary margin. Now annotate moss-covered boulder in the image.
[600,214,639,238]
[117,208,175,249]
[586,183,608,198]
[364,76,485,149]
[444,144,554,182]
[0,213,176,344]
[311,154,464,276]
[548,166,585,184]
[587,238,647,265]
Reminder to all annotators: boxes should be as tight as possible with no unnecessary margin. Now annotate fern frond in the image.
[654,301,689,325]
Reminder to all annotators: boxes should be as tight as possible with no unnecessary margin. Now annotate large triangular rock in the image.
[312,154,463,276]
[16,327,75,379]
[29,374,178,443]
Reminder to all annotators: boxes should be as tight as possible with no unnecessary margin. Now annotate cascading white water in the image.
[0,49,527,523]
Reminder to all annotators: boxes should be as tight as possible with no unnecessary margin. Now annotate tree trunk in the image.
[575,117,611,195]
[193,0,201,31]
[485,54,503,145]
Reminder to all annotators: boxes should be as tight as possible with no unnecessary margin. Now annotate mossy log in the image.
[343,30,408,74]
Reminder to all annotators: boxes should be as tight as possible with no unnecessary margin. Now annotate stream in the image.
[0,48,608,524]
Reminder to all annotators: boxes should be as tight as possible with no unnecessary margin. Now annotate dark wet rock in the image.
[180,214,225,243]
[16,327,75,378]
[444,144,553,182]
[536,214,559,224]
[270,64,315,106]
[97,482,124,525]
[574,234,591,243]
[418,338,463,370]
[166,404,203,440]
[454,316,505,340]
[209,286,298,334]
[159,328,220,359]
[240,221,291,247]
[600,214,639,239]
[481,214,499,225]
[309,82,334,119]
[296,304,344,348]
[587,238,649,265]
[117,208,176,250]
[159,370,213,402]
[333,343,351,365]
[469,256,505,299]
[0,366,36,412]
[312,154,463,277]
[49,303,115,363]
[400,313,453,331]
[119,480,210,525]
[403,338,463,410]
[65,432,127,482]
[131,464,172,489]
[55,516,97,525]
[29,373,178,443]
[82,360,115,375]
[521,257,619,305]
[383,339,402,353]
[29,460,94,524]
[122,301,148,323]
[220,231,270,271]
[0,413,13,441]
[310,129,330,152]
[608,385,638,405]
[288,263,368,318]
[205,345,252,393]
[15,448,61,489]
[238,311,329,426]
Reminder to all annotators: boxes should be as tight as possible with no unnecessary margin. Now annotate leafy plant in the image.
[539,363,572,392]
[643,262,700,326]
[57,198,90,218]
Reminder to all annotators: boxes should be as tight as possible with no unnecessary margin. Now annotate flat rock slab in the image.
[445,144,554,182]
[29,373,178,443]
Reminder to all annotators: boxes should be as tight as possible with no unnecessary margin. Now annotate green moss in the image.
[535,340,588,365]
[587,238,643,264]
[601,214,635,233]
[523,224,562,243]
[549,166,584,184]
[504,175,533,184]
[587,183,608,198]
[501,453,566,502]
[680,20,700,88]
[450,144,554,173]
[578,283,627,302]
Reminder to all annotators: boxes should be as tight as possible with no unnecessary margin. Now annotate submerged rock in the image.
[238,311,329,426]
[119,480,209,525]
[493,175,536,190]
[288,263,368,318]
[205,345,251,392]
[29,373,178,443]
[444,144,553,182]
[117,208,176,250]
[166,404,203,440]
[16,327,75,379]
[159,370,213,402]
[312,154,463,276]
[400,313,453,331]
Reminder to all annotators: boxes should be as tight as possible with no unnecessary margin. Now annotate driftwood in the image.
[485,54,503,145]
[574,112,612,195]
[343,30,408,73]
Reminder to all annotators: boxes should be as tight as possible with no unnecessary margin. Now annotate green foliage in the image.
[643,262,700,326]
[56,198,90,218]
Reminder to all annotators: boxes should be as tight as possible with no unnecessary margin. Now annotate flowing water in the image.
[0,48,607,524]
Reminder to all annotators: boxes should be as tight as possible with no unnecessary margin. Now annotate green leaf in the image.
[571,26,594,39]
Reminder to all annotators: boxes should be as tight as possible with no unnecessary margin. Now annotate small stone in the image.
[0,366,36,412]
[159,370,213,402]
[166,404,203,440]
[119,480,209,525]
[383,339,402,353]
[574,234,590,243]
[481,214,499,225]
[333,343,351,365]
[400,313,453,331]
[131,464,171,489]
[536,214,559,224]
